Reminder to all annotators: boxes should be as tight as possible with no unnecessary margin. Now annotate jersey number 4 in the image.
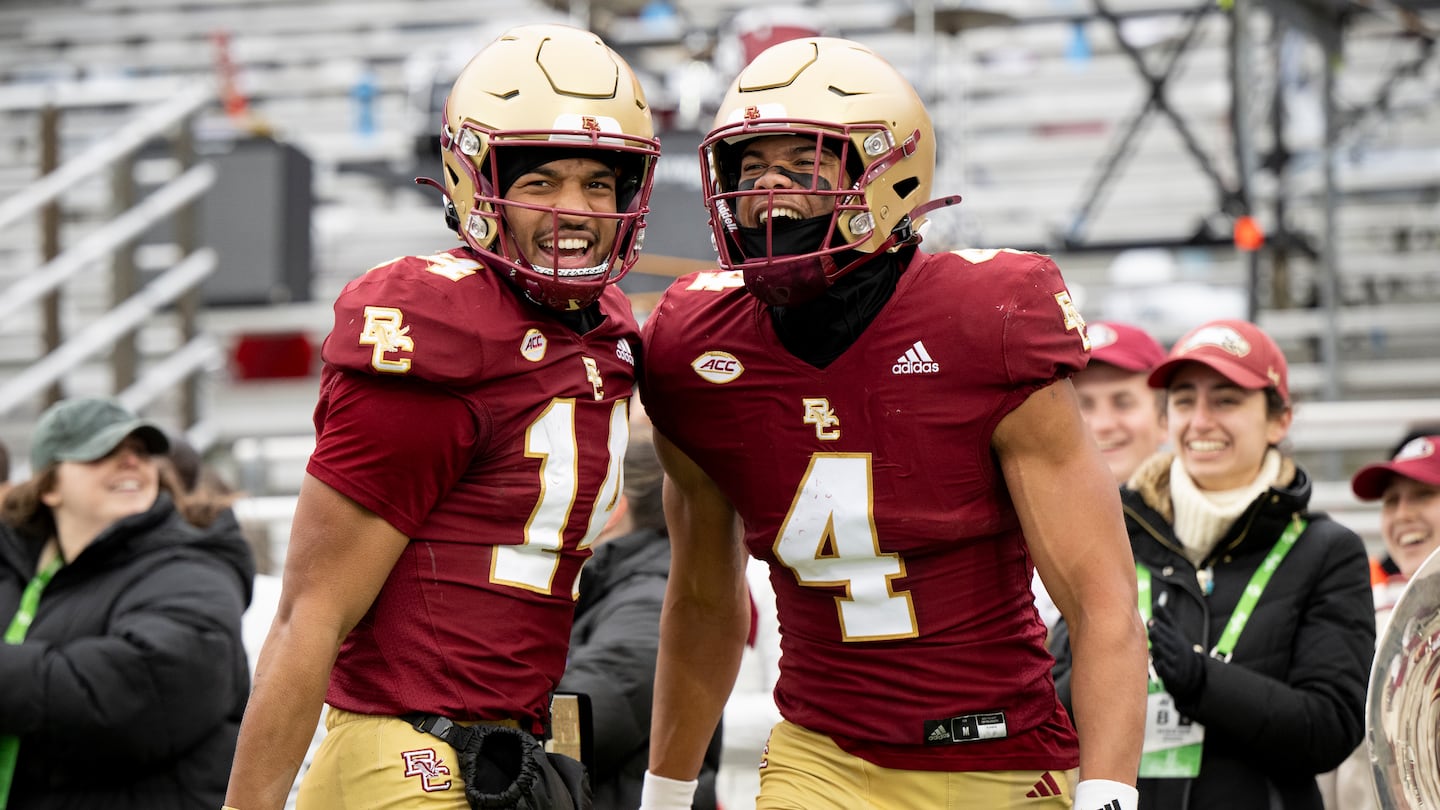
[773,453,919,641]
[491,399,629,597]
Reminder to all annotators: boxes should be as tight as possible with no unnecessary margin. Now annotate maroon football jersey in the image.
[642,249,1089,771]
[309,246,639,733]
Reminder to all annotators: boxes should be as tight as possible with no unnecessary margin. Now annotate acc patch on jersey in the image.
[691,351,744,384]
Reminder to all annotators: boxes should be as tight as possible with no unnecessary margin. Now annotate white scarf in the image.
[1170,448,1283,567]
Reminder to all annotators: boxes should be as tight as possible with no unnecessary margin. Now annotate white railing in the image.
[0,82,219,437]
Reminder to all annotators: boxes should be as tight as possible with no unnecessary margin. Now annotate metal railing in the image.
[0,81,220,440]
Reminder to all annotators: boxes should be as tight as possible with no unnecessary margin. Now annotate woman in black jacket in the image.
[0,397,254,810]
[1052,320,1374,810]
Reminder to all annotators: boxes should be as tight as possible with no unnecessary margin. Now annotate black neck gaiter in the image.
[769,247,910,368]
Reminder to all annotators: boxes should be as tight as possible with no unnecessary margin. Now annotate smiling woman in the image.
[1051,319,1378,810]
[0,397,254,810]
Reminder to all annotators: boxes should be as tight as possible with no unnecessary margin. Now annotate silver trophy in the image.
[1368,545,1440,809]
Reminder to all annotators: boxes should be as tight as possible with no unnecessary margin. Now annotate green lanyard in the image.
[1212,516,1306,661]
[1138,515,1307,663]
[0,556,64,809]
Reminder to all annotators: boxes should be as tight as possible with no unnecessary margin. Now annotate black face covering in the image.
[735,214,832,259]
[769,248,910,369]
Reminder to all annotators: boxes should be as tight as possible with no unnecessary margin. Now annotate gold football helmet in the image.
[701,37,958,306]
[426,24,659,310]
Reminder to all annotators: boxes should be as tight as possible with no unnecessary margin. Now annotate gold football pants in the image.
[756,719,1078,810]
[297,707,520,809]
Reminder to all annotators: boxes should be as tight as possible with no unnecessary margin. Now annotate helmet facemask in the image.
[702,119,922,307]
[420,24,660,312]
[441,122,656,311]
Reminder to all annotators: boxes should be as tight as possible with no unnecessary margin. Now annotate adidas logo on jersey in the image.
[892,340,939,374]
[926,725,952,743]
[1025,772,1062,799]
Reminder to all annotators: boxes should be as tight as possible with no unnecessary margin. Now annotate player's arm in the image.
[224,474,410,810]
[644,430,750,804]
[993,379,1146,799]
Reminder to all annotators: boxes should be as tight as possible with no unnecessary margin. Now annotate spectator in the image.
[0,439,11,501]
[1320,432,1440,810]
[0,397,254,810]
[558,427,722,810]
[1052,319,1375,809]
[1074,321,1169,485]
[1035,321,1169,632]
[161,435,242,539]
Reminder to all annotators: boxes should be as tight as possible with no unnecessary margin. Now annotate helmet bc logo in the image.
[744,106,761,121]
[581,116,600,133]
[400,748,452,792]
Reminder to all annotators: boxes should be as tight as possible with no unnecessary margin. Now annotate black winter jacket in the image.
[557,528,720,810]
[1052,454,1374,810]
[0,494,255,810]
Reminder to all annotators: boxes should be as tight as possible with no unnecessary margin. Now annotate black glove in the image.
[1147,607,1207,701]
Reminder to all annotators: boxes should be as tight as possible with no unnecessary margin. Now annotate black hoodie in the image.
[0,493,255,810]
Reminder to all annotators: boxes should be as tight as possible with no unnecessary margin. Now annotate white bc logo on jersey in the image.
[692,351,744,384]
[582,356,604,400]
[358,306,414,374]
[802,398,840,440]
[521,329,547,363]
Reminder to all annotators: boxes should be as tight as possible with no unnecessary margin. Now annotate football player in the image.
[224,24,658,810]
[636,38,1146,810]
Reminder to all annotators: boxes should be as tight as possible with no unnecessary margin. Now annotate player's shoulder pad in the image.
[942,247,1054,272]
[665,269,746,298]
[323,249,501,386]
[645,269,744,328]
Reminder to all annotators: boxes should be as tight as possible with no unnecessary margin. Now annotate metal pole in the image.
[1318,48,1342,401]
[175,121,202,429]
[111,154,139,392]
[1230,0,1263,320]
[39,106,63,408]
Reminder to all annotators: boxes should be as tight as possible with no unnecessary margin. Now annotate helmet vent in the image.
[894,176,919,199]
[826,85,862,97]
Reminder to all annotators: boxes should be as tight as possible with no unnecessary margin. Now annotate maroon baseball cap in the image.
[1148,319,1289,404]
[1086,321,1167,372]
[1352,435,1440,500]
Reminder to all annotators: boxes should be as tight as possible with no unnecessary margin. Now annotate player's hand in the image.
[638,771,697,810]
[1147,606,1206,700]
[1074,778,1139,810]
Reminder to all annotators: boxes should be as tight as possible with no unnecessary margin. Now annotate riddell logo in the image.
[892,340,939,374]
[692,351,744,384]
